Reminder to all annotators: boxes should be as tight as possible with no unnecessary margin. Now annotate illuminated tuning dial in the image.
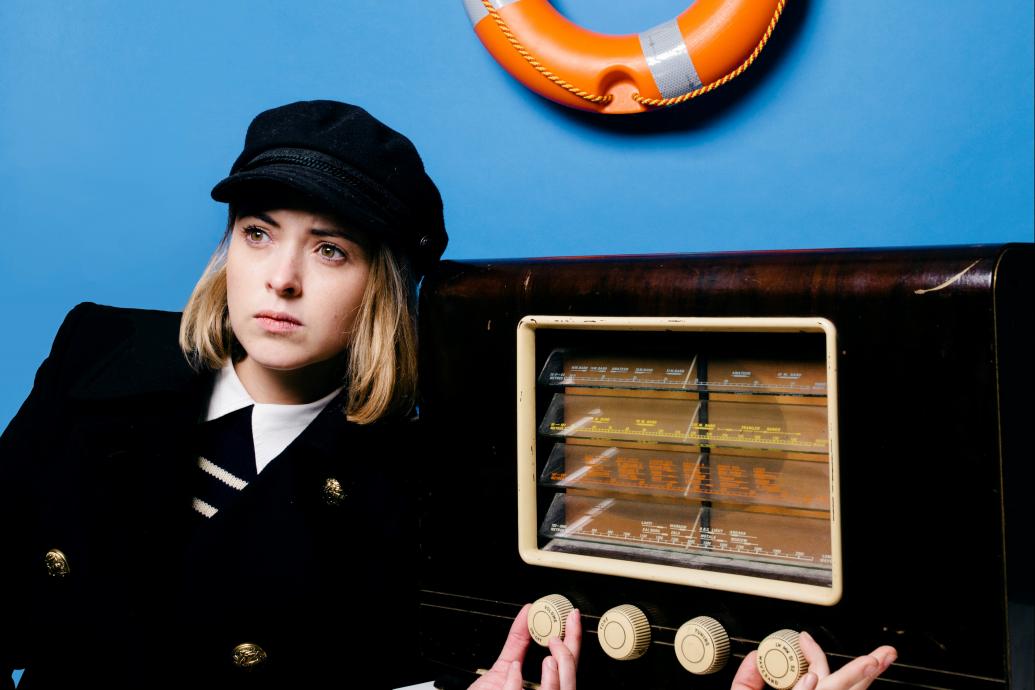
[757,630,808,689]
[527,594,574,647]
[597,605,651,660]
[674,616,730,674]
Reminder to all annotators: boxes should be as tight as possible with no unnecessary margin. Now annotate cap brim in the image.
[210,164,393,239]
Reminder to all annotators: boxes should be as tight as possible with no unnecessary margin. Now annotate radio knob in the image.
[757,630,808,689]
[527,594,575,647]
[597,605,651,660]
[674,616,730,674]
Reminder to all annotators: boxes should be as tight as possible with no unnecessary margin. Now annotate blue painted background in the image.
[1,0,1033,429]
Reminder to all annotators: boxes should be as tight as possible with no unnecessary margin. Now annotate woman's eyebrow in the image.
[243,211,280,227]
[312,227,360,243]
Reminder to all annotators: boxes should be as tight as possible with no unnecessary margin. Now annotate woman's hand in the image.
[731,631,897,690]
[468,603,582,690]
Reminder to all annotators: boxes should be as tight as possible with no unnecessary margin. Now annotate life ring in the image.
[463,0,786,115]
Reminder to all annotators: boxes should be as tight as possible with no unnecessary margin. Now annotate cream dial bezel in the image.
[515,315,843,606]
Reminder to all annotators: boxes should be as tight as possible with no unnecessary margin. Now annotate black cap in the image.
[211,100,447,279]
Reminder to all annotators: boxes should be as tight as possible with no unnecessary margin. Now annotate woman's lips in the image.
[255,311,302,333]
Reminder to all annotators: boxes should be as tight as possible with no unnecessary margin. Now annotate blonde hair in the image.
[179,227,418,424]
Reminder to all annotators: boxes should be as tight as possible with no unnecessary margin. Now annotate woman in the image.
[0,99,574,690]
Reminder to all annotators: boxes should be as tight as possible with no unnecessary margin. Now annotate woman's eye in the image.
[243,226,269,243]
[319,244,346,260]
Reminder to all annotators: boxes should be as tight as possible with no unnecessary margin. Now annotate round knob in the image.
[527,594,574,647]
[757,630,808,689]
[674,616,730,674]
[597,605,651,660]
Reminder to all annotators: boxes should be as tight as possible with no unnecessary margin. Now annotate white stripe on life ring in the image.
[464,0,522,26]
[639,19,702,99]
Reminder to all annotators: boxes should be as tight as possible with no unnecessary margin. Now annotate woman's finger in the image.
[844,647,897,690]
[496,604,534,666]
[792,672,818,690]
[730,651,766,690]
[548,635,577,689]
[798,631,830,678]
[821,654,880,690]
[540,656,559,690]
[562,609,582,668]
[870,646,897,674]
[503,660,524,690]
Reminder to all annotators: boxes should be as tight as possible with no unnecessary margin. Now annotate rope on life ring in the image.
[464,0,787,115]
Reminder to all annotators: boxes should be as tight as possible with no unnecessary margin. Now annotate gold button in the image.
[44,549,70,578]
[232,643,267,669]
[322,477,346,507]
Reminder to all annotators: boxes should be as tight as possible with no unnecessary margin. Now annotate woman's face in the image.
[225,208,371,381]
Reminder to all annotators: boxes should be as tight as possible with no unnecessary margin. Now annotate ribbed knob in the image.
[674,616,730,674]
[597,605,651,660]
[757,629,808,689]
[527,594,575,646]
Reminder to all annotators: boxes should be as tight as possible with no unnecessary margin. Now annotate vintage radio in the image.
[415,245,1032,690]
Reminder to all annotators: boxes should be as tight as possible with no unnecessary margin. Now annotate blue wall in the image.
[1,0,1033,426]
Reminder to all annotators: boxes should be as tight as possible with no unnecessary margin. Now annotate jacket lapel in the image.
[64,310,213,555]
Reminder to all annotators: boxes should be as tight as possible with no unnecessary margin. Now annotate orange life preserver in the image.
[463,0,786,115]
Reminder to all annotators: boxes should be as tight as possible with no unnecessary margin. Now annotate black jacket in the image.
[0,303,426,689]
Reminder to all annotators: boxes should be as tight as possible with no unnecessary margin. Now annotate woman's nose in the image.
[267,253,303,297]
